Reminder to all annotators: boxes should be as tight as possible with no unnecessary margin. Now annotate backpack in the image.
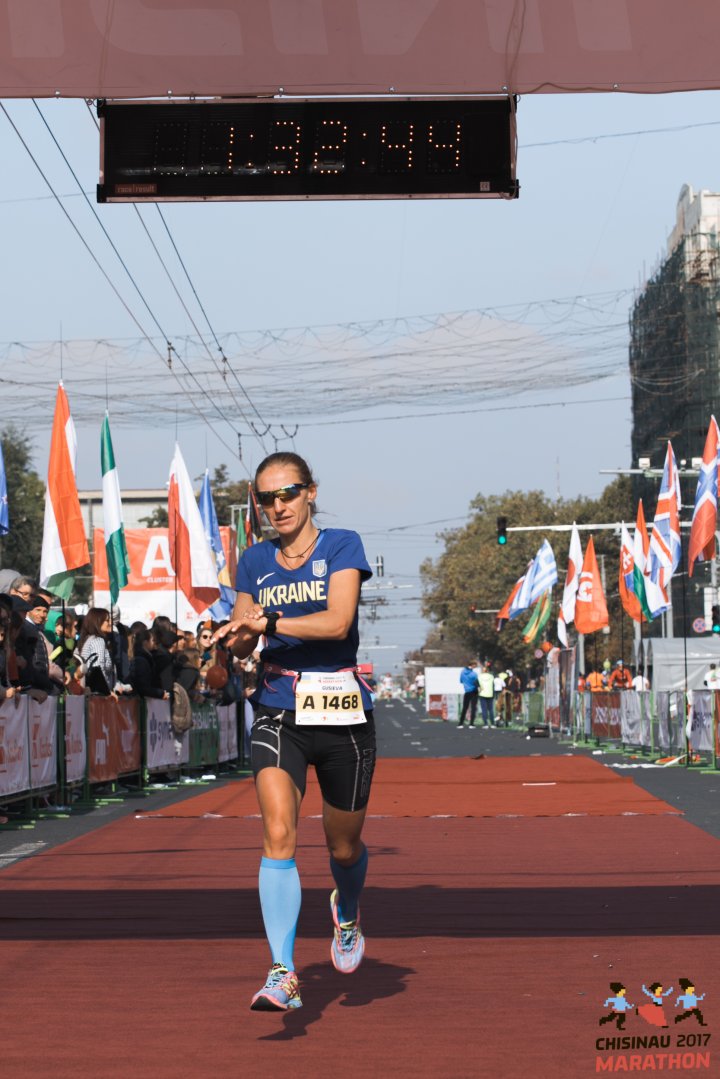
[170,683,193,734]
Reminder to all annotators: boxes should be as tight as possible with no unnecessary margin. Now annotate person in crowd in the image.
[0,606,18,703]
[577,672,587,692]
[586,665,605,693]
[77,607,121,697]
[214,450,376,1013]
[458,660,479,728]
[16,595,60,697]
[109,611,131,684]
[703,663,720,690]
[608,660,632,690]
[478,660,495,726]
[128,628,169,700]
[632,667,650,692]
[151,617,201,697]
[241,651,259,760]
[8,575,36,608]
[197,620,215,663]
[50,612,79,682]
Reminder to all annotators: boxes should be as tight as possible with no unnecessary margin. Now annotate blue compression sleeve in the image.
[330,845,368,923]
[258,856,301,970]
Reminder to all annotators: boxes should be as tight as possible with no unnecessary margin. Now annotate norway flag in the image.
[688,416,720,577]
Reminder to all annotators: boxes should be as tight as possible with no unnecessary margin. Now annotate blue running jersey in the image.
[235,528,372,710]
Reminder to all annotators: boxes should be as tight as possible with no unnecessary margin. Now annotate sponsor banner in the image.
[94,527,236,632]
[189,703,219,768]
[217,704,238,763]
[688,690,713,752]
[427,693,454,721]
[145,698,178,771]
[0,696,29,797]
[655,692,686,751]
[590,691,622,740]
[29,696,57,790]
[87,696,141,782]
[64,695,86,784]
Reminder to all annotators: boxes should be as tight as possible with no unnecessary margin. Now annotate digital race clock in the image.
[97,98,517,202]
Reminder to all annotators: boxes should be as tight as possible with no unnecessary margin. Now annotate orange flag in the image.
[574,536,608,634]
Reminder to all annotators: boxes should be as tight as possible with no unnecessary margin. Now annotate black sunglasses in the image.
[255,483,310,507]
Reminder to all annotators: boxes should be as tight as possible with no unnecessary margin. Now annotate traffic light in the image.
[496,516,508,545]
[712,605,720,634]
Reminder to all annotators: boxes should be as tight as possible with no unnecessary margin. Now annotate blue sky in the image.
[1,89,718,668]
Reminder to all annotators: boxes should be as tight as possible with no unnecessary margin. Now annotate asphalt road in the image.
[1,699,719,872]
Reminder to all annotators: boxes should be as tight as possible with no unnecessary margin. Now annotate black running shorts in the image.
[251,706,376,813]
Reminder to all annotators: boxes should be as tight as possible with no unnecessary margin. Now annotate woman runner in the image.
[215,451,376,1012]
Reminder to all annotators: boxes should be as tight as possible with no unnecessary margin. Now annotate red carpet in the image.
[1,759,718,1079]
[144,756,680,819]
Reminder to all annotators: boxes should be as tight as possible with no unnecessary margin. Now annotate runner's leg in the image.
[255,768,303,969]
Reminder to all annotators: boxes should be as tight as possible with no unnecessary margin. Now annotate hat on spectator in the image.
[29,595,50,610]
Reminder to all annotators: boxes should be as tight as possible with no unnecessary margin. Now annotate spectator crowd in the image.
[0,574,248,713]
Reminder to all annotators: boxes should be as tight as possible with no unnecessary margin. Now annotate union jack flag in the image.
[648,441,682,592]
[688,416,720,577]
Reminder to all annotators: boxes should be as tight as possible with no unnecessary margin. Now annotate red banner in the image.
[3,2,720,98]
[87,697,140,783]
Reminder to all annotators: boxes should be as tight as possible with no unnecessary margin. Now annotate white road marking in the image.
[391,719,402,729]
[410,741,422,745]
[0,840,46,870]
[405,704,417,712]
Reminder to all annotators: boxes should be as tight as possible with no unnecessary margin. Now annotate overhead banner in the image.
[94,526,236,631]
[2,1,720,98]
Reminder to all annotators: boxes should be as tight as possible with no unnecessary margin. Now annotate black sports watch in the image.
[263,610,280,636]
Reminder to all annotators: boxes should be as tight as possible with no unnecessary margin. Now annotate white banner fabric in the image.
[0,696,30,797]
[217,704,238,763]
[29,696,57,790]
[64,695,86,783]
[145,698,179,771]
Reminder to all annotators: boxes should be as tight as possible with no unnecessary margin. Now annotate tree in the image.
[0,425,46,577]
[420,478,635,678]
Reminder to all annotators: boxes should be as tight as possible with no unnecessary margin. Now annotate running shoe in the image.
[330,888,365,973]
[250,964,302,1011]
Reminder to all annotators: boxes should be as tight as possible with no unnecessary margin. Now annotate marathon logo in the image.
[258,580,327,608]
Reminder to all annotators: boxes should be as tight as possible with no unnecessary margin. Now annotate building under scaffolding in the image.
[629,185,720,636]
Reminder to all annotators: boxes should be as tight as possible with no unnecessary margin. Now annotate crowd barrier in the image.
[0,694,242,807]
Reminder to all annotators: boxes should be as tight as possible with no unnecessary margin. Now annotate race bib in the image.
[295,671,366,726]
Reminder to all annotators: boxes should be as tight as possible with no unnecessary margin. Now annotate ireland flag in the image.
[101,413,130,605]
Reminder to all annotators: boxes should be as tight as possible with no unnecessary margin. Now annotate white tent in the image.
[643,638,720,691]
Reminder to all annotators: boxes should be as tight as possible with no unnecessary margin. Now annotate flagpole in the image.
[680,539,690,769]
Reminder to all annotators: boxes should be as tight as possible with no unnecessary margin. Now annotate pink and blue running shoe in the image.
[250,964,302,1011]
[330,889,365,974]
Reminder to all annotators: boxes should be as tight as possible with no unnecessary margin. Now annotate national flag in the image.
[100,413,130,606]
[557,523,582,646]
[688,416,720,577]
[619,522,643,622]
[39,383,90,600]
[523,590,552,644]
[168,444,221,615]
[514,539,558,612]
[198,470,235,619]
[245,485,263,546]
[0,438,8,535]
[496,574,525,631]
[633,499,666,621]
[574,536,608,635]
[648,441,682,592]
